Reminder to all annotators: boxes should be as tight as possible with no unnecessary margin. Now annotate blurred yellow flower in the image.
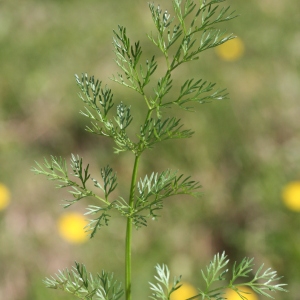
[224,286,258,300]
[0,183,10,211]
[282,181,300,212]
[57,212,88,244]
[171,282,197,300]
[215,37,245,61]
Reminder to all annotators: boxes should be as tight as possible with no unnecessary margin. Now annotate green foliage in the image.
[132,170,202,227]
[197,252,287,300]
[32,154,201,236]
[32,155,110,207]
[32,0,288,299]
[149,264,182,300]
[149,253,288,300]
[32,155,118,237]
[76,73,134,154]
[44,262,123,300]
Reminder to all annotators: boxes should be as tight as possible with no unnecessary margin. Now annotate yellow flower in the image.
[224,286,258,300]
[0,183,10,211]
[282,181,300,212]
[57,212,89,244]
[171,282,197,300]
[215,37,245,61]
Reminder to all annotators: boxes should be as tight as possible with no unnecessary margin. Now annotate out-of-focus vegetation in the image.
[0,0,299,299]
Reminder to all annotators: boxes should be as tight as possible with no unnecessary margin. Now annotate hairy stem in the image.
[125,154,141,300]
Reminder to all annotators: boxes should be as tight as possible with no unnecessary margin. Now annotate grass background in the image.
[1,0,300,299]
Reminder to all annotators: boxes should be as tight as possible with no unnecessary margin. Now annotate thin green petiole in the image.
[125,154,141,300]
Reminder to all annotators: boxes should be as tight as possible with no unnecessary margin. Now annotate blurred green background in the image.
[1,0,300,299]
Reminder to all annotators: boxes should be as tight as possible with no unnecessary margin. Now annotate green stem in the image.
[125,154,141,300]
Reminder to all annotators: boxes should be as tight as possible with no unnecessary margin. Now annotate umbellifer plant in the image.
[32,0,288,299]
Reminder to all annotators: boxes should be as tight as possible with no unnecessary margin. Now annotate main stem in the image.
[125,154,140,300]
